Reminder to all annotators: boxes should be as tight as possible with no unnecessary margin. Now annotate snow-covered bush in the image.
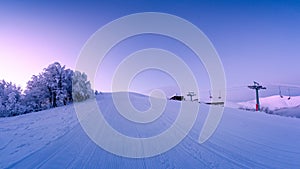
[72,71,94,102]
[260,107,273,114]
[238,106,274,114]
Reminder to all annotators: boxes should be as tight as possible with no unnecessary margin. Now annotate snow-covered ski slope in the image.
[238,95,300,110]
[1,92,300,169]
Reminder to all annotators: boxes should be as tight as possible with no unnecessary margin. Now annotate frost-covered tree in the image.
[1,62,94,117]
[25,62,75,110]
[63,68,74,104]
[0,80,25,117]
[43,62,65,107]
[72,71,94,102]
[24,74,49,112]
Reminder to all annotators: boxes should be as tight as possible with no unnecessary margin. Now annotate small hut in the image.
[170,95,184,101]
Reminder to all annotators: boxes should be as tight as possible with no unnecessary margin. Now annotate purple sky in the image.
[0,0,299,95]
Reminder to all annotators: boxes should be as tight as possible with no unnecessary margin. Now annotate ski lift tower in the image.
[248,81,266,111]
[187,92,196,101]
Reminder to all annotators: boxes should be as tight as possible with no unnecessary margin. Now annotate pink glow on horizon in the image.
[0,21,114,91]
[0,18,81,89]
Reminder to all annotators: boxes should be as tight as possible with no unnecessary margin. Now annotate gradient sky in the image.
[1,0,300,95]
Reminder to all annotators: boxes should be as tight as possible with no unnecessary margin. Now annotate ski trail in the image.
[6,123,82,169]
[2,93,300,168]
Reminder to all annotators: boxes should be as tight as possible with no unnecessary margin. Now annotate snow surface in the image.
[1,93,300,168]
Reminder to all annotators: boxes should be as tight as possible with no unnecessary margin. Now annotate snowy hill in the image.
[1,92,300,168]
[238,95,300,110]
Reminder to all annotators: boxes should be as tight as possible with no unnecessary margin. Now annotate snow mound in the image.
[272,105,300,118]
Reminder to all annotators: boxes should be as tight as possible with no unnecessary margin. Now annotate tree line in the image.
[0,62,94,117]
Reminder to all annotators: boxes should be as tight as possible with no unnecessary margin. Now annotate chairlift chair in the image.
[209,90,213,99]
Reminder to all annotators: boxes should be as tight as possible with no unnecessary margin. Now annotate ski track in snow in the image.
[1,93,300,169]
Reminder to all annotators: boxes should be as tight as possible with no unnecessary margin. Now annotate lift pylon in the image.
[248,81,266,111]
